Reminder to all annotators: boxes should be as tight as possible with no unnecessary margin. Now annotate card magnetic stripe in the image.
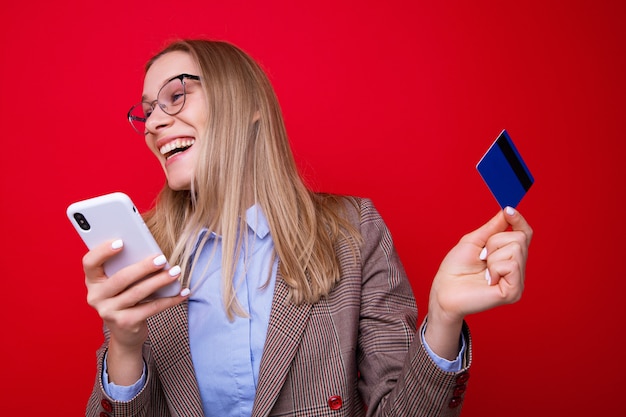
[497,131,534,191]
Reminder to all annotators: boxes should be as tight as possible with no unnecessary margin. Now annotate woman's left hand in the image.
[425,207,533,359]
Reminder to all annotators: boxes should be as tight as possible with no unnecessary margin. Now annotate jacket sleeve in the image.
[355,198,472,416]
[85,331,166,417]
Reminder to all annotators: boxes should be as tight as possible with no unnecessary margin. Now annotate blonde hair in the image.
[143,40,360,319]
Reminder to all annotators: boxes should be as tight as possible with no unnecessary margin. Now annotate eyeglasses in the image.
[127,73,201,134]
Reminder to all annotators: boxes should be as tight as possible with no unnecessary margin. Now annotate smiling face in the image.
[142,51,207,190]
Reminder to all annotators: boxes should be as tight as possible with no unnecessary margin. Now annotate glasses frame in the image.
[127,73,201,135]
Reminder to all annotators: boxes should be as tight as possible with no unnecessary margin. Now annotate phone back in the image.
[66,192,164,277]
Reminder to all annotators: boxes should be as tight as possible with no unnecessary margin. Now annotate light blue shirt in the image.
[102,205,464,409]
[187,205,277,416]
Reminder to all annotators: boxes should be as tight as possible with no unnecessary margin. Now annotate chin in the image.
[162,162,194,191]
[166,177,193,191]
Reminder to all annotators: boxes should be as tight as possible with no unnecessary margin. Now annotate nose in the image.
[145,104,174,133]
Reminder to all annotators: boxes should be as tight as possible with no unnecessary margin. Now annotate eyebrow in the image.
[140,73,199,103]
[141,74,177,102]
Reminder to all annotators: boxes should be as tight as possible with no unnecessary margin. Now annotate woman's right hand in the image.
[82,239,189,384]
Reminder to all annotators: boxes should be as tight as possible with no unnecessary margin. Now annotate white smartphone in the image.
[66,192,181,298]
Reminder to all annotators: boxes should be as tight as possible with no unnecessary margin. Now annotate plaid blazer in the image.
[87,198,472,416]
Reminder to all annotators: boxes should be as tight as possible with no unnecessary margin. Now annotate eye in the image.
[168,87,185,105]
[171,94,184,105]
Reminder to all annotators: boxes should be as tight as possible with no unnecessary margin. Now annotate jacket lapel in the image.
[148,301,205,417]
[252,268,312,417]
[148,267,312,417]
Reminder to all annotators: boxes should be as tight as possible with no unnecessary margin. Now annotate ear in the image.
[252,110,260,123]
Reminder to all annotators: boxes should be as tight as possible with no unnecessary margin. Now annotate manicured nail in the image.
[485,269,492,285]
[168,265,181,277]
[111,239,123,250]
[180,288,191,297]
[505,206,516,216]
[479,247,488,261]
[153,255,167,266]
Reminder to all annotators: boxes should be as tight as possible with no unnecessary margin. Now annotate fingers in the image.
[503,206,534,244]
[97,276,188,327]
[461,209,510,249]
[430,207,533,321]
[465,207,532,272]
[483,245,524,288]
[84,239,186,308]
[479,236,526,306]
[482,241,527,313]
[462,207,533,249]
[481,208,531,277]
[96,282,189,351]
[118,291,190,326]
[480,229,528,268]
[82,239,190,351]
[86,253,189,347]
[113,264,183,308]
[470,208,531,309]
[82,239,125,282]
[102,254,173,300]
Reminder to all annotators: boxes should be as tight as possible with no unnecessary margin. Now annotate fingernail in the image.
[180,288,191,297]
[505,206,516,216]
[153,255,167,266]
[168,265,181,277]
[111,239,123,250]
[485,269,492,285]
[479,247,488,261]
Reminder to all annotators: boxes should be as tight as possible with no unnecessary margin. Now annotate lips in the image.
[159,138,195,159]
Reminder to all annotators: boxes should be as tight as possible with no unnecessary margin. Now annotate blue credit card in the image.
[476,130,534,208]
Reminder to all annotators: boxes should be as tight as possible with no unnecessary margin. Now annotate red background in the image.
[1,0,625,415]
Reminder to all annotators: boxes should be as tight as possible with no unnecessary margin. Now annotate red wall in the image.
[1,0,624,415]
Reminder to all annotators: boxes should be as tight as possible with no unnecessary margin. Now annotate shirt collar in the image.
[194,204,270,246]
[244,204,270,239]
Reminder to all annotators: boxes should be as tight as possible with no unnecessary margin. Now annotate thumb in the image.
[461,208,511,248]
[502,206,533,244]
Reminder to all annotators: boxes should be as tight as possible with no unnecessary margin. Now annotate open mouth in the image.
[159,138,195,160]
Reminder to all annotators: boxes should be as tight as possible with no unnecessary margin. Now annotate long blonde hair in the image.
[143,40,360,319]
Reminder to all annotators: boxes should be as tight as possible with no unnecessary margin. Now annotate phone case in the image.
[66,192,181,298]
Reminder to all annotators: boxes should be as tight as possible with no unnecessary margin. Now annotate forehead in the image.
[143,51,200,97]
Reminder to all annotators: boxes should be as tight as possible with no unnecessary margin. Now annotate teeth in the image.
[159,139,195,156]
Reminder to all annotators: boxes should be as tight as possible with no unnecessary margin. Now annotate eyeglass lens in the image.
[128,76,187,134]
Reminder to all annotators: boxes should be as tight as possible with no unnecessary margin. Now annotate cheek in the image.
[190,100,209,134]
[145,139,163,160]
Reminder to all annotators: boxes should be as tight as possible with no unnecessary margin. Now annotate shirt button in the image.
[456,371,470,385]
[100,413,111,417]
[448,396,463,408]
[328,395,343,410]
[101,399,113,412]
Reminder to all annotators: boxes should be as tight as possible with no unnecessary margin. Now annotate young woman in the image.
[83,40,532,417]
